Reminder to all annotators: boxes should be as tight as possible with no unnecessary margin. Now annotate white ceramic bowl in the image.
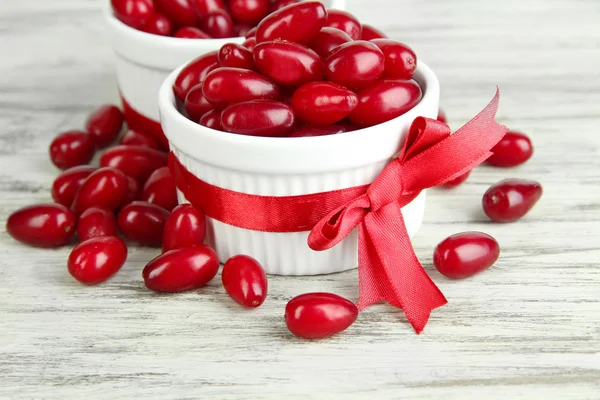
[103,0,346,148]
[158,60,440,276]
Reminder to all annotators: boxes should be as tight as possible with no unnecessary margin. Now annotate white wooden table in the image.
[1,0,599,398]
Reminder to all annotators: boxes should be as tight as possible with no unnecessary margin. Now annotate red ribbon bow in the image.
[170,90,508,333]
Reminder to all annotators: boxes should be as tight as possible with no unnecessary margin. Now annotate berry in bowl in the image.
[105,0,346,149]
[158,1,437,275]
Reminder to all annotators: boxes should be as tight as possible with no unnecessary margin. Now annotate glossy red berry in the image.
[350,80,422,127]
[162,204,206,252]
[49,131,96,170]
[222,255,268,308]
[222,100,295,137]
[184,84,214,120]
[72,167,130,214]
[289,123,355,137]
[142,167,178,211]
[198,109,223,130]
[483,179,542,222]
[285,292,358,339]
[218,43,255,70]
[371,39,417,79]
[85,105,124,148]
[77,207,118,241]
[433,232,500,279]
[143,245,219,292]
[324,9,361,40]
[229,0,270,25]
[68,236,128,285]
[437,108,447,123]
[99,145,169,183]
[309,27,352,58]
[486,131,533,167]
[203,10,235,38]
[361,24,386,40]
[7,204,77,248]
[120,130,159,149]
[191,0,225,16]
[173,51,219,102]
[51,166,96,207]
[203,67,279,107]
[154,0,197,27]
[174,27,212,38]
[242,36,257,51]
[441,170,470,188]
[140,12,174,36]
[253,40,324,87]
[256,1,327,44]
[118,201,170,247]
[325,41,385,89]
[291,82,358,126]
[111,0,155,29]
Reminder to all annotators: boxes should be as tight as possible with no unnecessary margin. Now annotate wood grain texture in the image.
[1,0,599,399]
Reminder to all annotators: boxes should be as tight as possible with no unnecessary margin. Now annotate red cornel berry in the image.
[325,41,385,89]
[486,131,534,167]
[142,167,178,211]
[68,236,128,285]
[483,179,542,222]
[202,67,280,107]
[120,130,159,149]
[255,1,327,44]
[85,105,124,148]
[118,201,170,247]
[291,82,358,126]
[7,204,77,248]
[228,0,270,25]
[324,9,362,40]
[222,255,268,308]
[309,27,352,58]
[173,51,219,102]
[350,80,422,127]
[143,245,219,292]
[285,293,358,339]
[141,12,174,36]
[111,0,155,29]
[253,40,324,87]
[218,43,255,70]
[72,167,130,214]
[433,232,500,279]
[203,9,236,38]
[49,131,96,170]
[162,204,206,253]
[371,39,417,80]
[361,24,386,40]
[222,100,295,137]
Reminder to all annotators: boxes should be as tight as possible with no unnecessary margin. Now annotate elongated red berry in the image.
[222,255,268,308]
[433,232,500,279]
[486,131,533,167]
[482,179,542,222]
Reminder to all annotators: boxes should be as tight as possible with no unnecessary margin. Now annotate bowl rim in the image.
[158,61,440,149]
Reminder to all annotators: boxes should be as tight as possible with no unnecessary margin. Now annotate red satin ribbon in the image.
[170,90,508,333]
[120,96,170,150]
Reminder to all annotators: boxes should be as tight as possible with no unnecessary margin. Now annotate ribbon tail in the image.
[358,203,447,333]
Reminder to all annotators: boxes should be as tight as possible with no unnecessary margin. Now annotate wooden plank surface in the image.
[1,0,599,398]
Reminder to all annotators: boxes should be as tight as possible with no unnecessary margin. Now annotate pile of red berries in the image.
[111,0,334,38]
[173,1,420,137]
